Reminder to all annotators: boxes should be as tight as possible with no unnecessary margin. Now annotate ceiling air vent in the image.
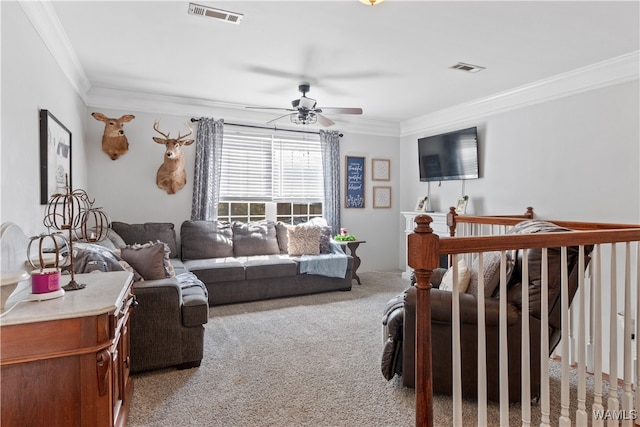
[450,62,486,73]
[188,3,244,24]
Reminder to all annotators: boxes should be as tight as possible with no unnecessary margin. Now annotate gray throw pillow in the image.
[232,221,280,257]
[120,241,172,280]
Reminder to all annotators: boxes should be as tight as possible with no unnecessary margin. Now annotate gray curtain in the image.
[191,117,224,221]
[319,129,341,235]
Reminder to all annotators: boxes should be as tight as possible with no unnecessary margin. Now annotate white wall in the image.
[1,3,88,237]
[85,107,402,272]
[398,80,640,270]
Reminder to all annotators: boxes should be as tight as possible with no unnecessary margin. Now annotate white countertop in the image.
[0,271,133,326]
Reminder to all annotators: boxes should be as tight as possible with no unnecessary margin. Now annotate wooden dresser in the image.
[0,271,135,427]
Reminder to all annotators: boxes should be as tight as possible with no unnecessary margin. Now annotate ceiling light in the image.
[359,0,384,5]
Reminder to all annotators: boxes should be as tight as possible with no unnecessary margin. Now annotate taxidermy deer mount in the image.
[92,112,135,160]
[153,120,194,195]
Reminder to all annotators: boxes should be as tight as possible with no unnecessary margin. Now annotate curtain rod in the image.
[190,118,343,137]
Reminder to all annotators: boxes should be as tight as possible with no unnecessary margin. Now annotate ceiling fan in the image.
[246,83,363,127]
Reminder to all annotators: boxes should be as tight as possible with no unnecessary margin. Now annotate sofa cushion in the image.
[439,258,471,293]
[467,251,515,297]
[121,241,174,280]
[183,257,245,283]
[181,220,233,260]
[111,222,178,258]
[507,219,579,328]
[232,221,280,257]
[307,217,332,254]
[276,222,289,254]
[240,255,298,280]
[287,225,321,256]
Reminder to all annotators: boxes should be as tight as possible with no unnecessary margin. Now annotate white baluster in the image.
[608,243,619,427]
[521,249,531,427]
[622,243,633,427]
[636,242,640,425]
[477,252,488,426]
[451,254,462,426]
[576,246,588,425]
[559,247,571,426]
[540,248,551,427]
[499,250,509,426]
[592,245,604,427]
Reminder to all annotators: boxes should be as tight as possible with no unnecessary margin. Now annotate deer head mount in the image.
[153,120,194,195]
[91,112,135,160]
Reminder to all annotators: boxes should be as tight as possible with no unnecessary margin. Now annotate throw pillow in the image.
[466,251,515,297]
[287,225,321,256]
[305,218,332,254]
[275,221,289,254]
[439,258,471,293]
[120,241,174,281]
[232,221,280,257]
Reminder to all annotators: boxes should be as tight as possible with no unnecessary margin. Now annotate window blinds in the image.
[219,131,323,202]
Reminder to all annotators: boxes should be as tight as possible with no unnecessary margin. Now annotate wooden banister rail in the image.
[407,209,640,427]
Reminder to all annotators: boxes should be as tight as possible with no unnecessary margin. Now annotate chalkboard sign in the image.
[345,155,365,208]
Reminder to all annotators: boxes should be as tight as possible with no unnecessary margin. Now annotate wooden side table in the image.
[333,240,365,285]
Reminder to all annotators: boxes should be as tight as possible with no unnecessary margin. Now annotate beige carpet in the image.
[127,271,613,427]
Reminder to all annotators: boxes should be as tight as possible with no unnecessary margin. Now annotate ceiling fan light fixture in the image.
[291,113,317,125]
[359,0,384,5]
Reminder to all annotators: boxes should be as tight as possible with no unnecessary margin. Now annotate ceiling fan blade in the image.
[316,114,335,127]
[245,65,308,81]
[246,106,296,112]
[316,107,363,115]
[266,113,292,125]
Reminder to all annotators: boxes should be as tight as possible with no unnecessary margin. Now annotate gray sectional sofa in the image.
[108,219,353,372]
[178,220,354,305]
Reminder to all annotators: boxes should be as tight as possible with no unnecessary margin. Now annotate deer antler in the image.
[176,123,193,141]
[153,120,171,139]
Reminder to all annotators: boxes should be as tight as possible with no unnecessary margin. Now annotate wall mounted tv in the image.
[418,126,479,182]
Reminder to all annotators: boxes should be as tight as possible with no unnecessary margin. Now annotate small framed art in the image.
[40,109,72,204]
[371,158,390,181]
[455,195,469,214]
[415,196,428,212]
[373,186,392,208]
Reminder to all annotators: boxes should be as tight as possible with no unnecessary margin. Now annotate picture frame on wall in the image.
[415,196,428,212]
[373,186,392,208]
[40,109,72,204]
[371,158,390,181]
[345,155,365,208]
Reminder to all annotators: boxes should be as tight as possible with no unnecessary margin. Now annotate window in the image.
[218,131,323,224]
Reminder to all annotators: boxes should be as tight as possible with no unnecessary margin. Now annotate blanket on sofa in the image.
[299,244,348,278]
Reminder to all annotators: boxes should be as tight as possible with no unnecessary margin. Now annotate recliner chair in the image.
[382,220,591,403]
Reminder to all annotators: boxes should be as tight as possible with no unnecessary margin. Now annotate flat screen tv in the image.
[418,126,479,182]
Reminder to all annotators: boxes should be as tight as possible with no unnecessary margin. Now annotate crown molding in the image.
[400,51,640,137]
[86,87,400,137]
[20,1,90,101]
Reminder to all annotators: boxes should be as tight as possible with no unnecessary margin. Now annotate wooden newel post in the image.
[408,215,441,427]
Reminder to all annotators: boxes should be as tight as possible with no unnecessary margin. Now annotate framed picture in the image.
[40,109,72,204]
[415,196,428,212]
[345,155,365,208]
[371,158,390,181]
[455,196,469,214]
[373,186,392,208]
